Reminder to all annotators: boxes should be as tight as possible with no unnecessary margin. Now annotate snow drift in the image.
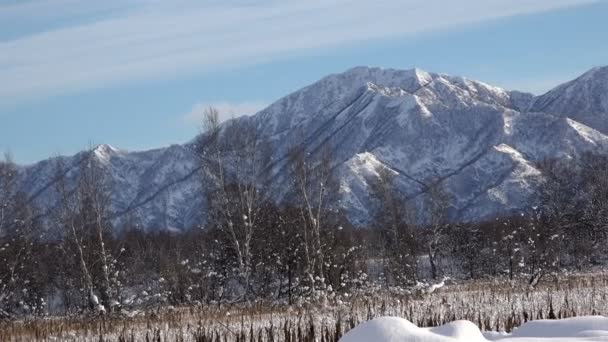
[340,316,608,342]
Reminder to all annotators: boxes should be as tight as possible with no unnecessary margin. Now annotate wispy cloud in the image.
[183,101,267,124]
[0,0,596,102]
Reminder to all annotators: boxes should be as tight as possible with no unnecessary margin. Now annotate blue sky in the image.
[1,0,607,164]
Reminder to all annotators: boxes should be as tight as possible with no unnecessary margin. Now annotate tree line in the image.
[1,107,608,318]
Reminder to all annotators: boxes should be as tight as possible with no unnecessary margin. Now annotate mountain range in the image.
[15,65,608,230]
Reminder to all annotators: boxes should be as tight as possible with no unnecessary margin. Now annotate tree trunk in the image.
[428,245,437,280]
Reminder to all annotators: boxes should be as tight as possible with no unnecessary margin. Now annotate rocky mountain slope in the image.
[530,66,608,134]
[15,66,608,230]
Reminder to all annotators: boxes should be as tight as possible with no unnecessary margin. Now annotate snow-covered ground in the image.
[342,316,608,341]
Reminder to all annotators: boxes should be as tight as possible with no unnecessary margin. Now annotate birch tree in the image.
[197,107,272,300]
[369,166,418,284]
[77,151,114,311]
[0,153,17,239]
[423,180,451,279]
[288,143,337,293]
[53,150,115,313]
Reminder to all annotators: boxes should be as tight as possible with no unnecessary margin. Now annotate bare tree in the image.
[77,151,114,310]
[52,150,115,313]
[0,190,44,318]
[423,180,451,279]
[0,153,17,239]
[579,153,608,261]
[53,157,96,312]
[287,143,337,293]
[530,158,581,282]
[197,107,273,300]
[369,166,418,285]
[0,153,40,318]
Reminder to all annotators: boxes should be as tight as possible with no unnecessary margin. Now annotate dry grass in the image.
[2,272,608,342]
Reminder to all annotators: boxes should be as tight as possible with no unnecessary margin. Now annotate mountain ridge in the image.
[14,65,608,230]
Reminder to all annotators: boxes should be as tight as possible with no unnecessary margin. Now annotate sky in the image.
[1,0,607,164]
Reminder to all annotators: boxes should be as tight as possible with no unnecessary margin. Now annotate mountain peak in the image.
[572,65,608,87]
[411,67,433,83]
[345,65,430,77]
[337,66,434,94]
[94,144,118,153]
[93,144,120,163]
[530,65,608,133]
[17,65,608,231]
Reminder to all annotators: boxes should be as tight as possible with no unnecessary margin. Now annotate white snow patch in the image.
[566,118,603,146]
[93,144,120,164]
[503,111,517,136]
[346,152,393,181]
[415,96,433,118]
[508,316,608,339]
[341,316,608,342]
[413,68,433,87]
[341,317,485,342]
[494,144,541,179]
[366,82,409,97]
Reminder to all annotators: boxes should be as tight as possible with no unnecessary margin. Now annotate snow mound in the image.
[430,320,485,340]
[340,316,608,342]
[340,317,429,342]
[509,316,608,338]
[340,317,484,342]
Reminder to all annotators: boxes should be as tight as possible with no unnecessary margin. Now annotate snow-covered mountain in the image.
[15,66,608,230]
[530,66,608,134]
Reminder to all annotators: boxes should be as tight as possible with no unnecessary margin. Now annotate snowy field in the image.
[342,316,608,341]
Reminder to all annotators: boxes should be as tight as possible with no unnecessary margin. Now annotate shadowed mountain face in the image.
[16,66,608,231]
[530,66,608,134]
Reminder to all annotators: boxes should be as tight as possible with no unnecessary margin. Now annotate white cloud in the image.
[183,102,267,124]
[0,0,597,101]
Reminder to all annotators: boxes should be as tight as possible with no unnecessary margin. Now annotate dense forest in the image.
[1,108,608,319]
